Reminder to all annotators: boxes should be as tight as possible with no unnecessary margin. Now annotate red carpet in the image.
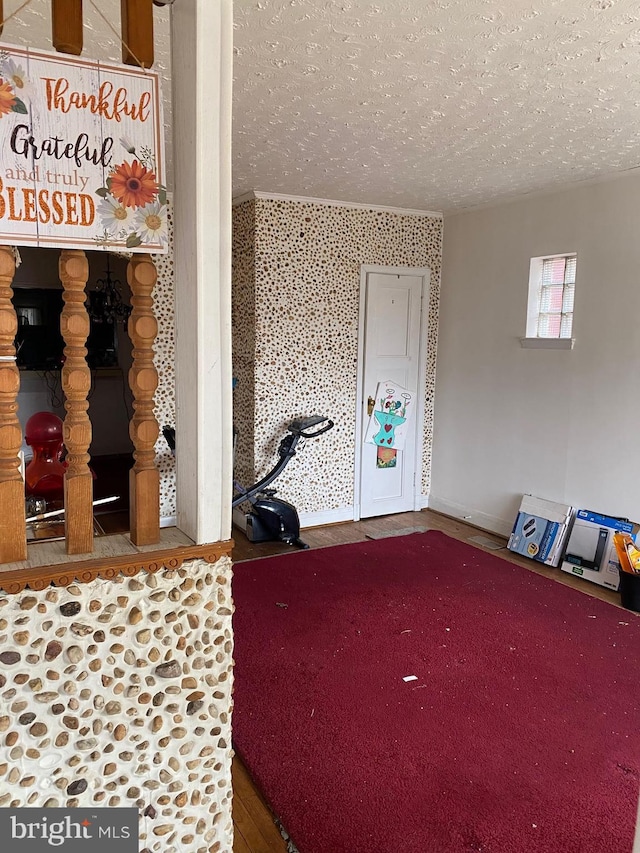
[232,530,640,853]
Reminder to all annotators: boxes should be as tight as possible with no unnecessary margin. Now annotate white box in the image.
[560,510,637,591]
[508,495,575,567]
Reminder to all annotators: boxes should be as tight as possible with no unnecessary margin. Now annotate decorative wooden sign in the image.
[0,43,166,253]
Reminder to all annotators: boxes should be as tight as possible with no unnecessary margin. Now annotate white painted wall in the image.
[431,172,640,535]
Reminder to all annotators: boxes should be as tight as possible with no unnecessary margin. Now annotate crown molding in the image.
[232,190,442,218]
[233,191,259,207]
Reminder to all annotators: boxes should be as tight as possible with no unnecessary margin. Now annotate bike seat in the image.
[288,416,334,437]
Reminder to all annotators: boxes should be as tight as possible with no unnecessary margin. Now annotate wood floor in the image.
[229,507,623,852]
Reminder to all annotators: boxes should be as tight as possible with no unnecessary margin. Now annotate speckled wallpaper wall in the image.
[152,200,176,522]
[232,197,442,517]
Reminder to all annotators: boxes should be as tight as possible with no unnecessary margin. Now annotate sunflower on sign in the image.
[0,79,16,117]
[95,140,168,249]
[110,160,159,209]
[0,51,30,117]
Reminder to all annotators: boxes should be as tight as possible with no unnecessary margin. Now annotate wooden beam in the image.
[172,0,234,544]
[127,256,160,545]
[59,250,93,555]
[52,0,83,56]
[121,0,154,68]
[0,246,27,564]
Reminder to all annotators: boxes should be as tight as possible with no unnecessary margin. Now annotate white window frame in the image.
[521,252,576,350]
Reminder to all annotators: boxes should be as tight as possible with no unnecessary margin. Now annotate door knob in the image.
[367,396,375,416]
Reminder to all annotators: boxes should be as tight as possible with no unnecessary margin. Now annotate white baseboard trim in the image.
[232,507,248,532]
[427,495,513,538]
[160,515,177,529]
[234,498,508,536]
[299,506,355,528]
[232,505,354,532]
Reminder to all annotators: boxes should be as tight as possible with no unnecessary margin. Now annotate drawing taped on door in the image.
[356,266,429,519]
[364,379,416,452]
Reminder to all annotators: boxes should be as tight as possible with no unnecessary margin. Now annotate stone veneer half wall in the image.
[232,197,443,516]
[0,556,234,853]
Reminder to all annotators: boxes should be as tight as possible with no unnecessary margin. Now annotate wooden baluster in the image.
[128,256,159,545]
[59,250,93,555]
[0,246,27,564]
[52,0,83,56]
[121,0,154,68]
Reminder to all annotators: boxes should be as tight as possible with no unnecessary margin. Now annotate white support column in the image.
[171,0,233,544]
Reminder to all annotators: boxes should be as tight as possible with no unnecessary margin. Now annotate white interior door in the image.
[358,269,425,518]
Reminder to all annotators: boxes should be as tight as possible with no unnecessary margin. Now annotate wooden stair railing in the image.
[50,3,157,553]
[0,2,163,567]
[121,0,154,68]
[59,249,94,555]
[127,256,160,546]
[51,0,84,56]
[0,245,27,563]
[52,1,156,66]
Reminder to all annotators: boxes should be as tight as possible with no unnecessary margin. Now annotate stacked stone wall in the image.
[0,557,234,853]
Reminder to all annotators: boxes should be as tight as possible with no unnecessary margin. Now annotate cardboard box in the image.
[560,510,637,591]
[508,495,575,567]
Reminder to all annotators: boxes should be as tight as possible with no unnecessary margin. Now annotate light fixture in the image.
[88,257,132,327]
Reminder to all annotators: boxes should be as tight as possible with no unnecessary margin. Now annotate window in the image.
[523,253,576,348]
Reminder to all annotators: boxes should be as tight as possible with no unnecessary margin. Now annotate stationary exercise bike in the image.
[232,415,334,549]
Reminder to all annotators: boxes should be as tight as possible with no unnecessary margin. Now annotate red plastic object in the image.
[24,412,66,501]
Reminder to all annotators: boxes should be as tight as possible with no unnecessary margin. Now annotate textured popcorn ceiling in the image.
[233,0,640,213]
